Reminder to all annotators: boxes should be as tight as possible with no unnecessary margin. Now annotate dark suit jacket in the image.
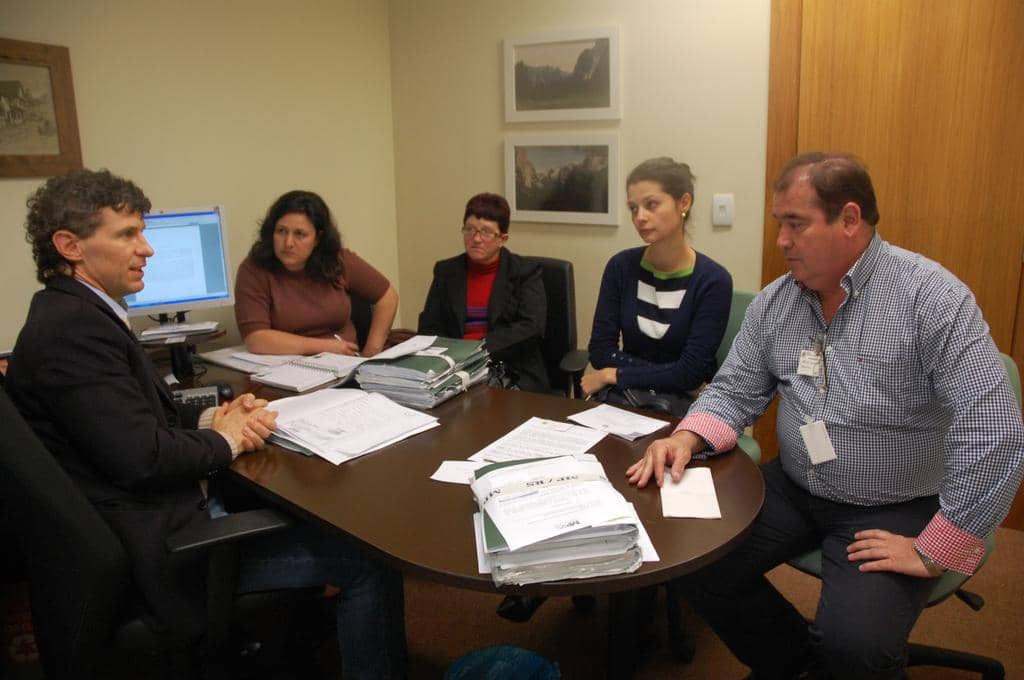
[6,276,232,639]
[417,249,549,393]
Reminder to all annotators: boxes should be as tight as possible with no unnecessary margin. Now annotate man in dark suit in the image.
[6,169,406,678]
[417,192,549,392]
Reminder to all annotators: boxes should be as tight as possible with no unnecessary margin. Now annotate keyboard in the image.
[171,385,221,410]
[140,321,219,338]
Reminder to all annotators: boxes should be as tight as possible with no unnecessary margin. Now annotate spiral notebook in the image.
[251,353,367,392]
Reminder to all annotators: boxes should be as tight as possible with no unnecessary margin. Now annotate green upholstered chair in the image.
[784,352,1019,679]
[715,290,761,465]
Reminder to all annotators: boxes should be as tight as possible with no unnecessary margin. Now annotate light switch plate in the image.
[712,193,734,227]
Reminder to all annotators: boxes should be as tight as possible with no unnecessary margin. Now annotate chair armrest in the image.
[166,508,293,553]
[559,349,590,375]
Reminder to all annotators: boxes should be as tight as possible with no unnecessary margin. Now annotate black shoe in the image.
[496,595,548,622]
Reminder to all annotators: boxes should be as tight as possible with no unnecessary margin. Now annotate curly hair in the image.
[626,157,696,224]
[248,190,345,284]
[25,168,151,283]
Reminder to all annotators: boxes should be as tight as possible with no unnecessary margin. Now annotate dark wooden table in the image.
[197,364,764,674]
[198,365,764,594]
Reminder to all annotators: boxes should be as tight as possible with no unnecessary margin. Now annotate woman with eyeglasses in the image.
[417,192,549,392]
[582,157,733,415]
[234,190,399,357]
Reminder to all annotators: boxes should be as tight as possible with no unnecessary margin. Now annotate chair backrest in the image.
[0,387,133,679]
[716,290,756,368]
[526,256,577,395]
[350,291,374,349]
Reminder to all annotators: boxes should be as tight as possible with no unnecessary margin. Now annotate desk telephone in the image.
[171,383,234,410]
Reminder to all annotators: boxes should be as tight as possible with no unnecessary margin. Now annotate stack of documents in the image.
[355,336,489,408]
[200,336,439,393]
[268,388,439,464]
[471,456,643,586]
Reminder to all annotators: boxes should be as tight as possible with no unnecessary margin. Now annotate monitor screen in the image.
[124,206,233,318]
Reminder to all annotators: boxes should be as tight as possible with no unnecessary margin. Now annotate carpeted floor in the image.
[404,527,1024,679]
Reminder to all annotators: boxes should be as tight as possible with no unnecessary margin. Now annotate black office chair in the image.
[525,256,588,398]
[0,386,316,679]
[350,290,374,350]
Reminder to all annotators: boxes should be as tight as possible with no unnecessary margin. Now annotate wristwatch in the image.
[914,545,947,576]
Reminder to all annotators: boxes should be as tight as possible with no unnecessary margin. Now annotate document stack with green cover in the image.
[355,336,489,409]
[471,456,642,586]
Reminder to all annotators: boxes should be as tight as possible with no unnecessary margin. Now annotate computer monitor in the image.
[125,206,233,321]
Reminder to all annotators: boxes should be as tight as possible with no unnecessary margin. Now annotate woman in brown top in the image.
[234,190,399,356]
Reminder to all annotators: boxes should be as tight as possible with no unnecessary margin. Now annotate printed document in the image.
[567,404,670,440]
[271,389,438,464]
[471,456,632,551]
[468,417,606,462]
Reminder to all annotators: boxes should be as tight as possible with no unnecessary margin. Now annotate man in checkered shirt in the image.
[628,152,1024,679]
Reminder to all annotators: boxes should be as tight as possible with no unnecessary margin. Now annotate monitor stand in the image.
[159,312,196,381]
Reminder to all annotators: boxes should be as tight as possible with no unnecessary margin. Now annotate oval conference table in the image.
[204,366,765,674]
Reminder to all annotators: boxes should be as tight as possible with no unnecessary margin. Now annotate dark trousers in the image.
[234,520,407,680]
[676,458,939,679]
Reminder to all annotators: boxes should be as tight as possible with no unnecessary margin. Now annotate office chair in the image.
[525,256,588,397]
[0,386,313,679]
[350,290,373,350]
[782,351,1018,680]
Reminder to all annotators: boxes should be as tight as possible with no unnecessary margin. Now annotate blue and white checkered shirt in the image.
[679,233,1024,573]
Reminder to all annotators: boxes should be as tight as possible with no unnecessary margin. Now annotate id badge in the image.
[800,420,837,464]
[797,349,822,377]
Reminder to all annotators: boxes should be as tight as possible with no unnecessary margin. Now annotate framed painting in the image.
[504,28,620,123]
[0,37,83,177]
[505,133,619,225]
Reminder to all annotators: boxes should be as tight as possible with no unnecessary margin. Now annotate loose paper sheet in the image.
[468,417,606,462]
[660,467,722,519]
[431,460,489,484]
[568,404,670,441]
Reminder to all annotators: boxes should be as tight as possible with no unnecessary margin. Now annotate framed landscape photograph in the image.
[505,133,619,225]
[0,37,82,177]
[504,28,620,122]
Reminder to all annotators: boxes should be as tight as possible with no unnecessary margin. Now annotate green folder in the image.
[358,336,487,382]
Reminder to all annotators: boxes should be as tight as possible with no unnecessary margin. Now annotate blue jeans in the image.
[211,496,406,680]
[677,458,938,680]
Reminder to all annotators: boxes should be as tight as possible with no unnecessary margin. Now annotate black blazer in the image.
[418,249,549,393]
[6,276,232,639]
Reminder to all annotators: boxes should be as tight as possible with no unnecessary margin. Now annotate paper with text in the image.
[468,417,607,462]
[567,404,670,440]
[471,457,632,551]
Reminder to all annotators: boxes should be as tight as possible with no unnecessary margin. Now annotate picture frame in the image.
[505,133,619,225]
[504,27,620,123]
[0,37,83,177]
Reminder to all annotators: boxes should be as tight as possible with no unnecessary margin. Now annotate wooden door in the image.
[758,0,1024,528]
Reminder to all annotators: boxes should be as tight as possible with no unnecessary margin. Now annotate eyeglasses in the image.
[461,226,502,241]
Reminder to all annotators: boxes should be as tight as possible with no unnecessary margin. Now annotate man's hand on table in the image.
[626,429,705,488]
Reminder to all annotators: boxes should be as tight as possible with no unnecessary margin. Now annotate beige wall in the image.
[0,0,771,354]
[0,0,399,349]
[390,0,770,349]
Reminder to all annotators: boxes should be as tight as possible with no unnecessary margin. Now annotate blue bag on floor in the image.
[444,645,560,680]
